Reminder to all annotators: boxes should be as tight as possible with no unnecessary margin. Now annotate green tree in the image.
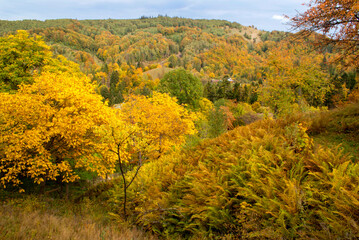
[204,81,218,102]
[0,30,52,92]
[168,54,179,68]
[109,70,124,106]
[159,68,203,109]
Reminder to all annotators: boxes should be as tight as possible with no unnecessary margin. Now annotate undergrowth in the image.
[107,102,359,239]
[0,193,157,240]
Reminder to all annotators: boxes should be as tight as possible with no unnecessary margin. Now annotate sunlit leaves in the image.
[0,71,116,189]
[120,92,197,160]
[0,30,52,92]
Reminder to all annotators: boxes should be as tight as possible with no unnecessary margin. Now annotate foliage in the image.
[108,106,359,239]
[1,15,359,240]
[258,40,332,116]
[291,0,359,68]
[159,68,203,109]
[119,92,197,160]
[0,30,52,92]
[0,18,352,112]
[0,71,116,190]
[96,109,145,220]
[308,101,359,136]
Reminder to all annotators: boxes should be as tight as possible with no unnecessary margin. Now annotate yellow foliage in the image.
[120,92,197,159]
[0,71,117,189]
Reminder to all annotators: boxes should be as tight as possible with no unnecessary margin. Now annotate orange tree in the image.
[291,0,359,68]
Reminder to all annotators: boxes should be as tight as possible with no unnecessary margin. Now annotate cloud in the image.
[272,14,289,23]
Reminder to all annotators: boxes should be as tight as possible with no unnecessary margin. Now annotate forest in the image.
[1,0,359,239]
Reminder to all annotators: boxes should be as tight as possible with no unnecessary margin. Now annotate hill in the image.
[3,17,349,109]
[0,17,287,85]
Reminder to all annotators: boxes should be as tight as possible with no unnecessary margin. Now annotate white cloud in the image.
[272,14,289,23]
[272,14,284,20]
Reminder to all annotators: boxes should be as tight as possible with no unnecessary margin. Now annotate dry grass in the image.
[0,196,157,240]
[145,67,171,80]
[229,26,263,43]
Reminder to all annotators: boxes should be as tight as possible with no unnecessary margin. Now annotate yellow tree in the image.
[97,92,197,219]
[120,92,197,160]
[97,110,145,220]
[258,40,331,115]
[0,71,117,192]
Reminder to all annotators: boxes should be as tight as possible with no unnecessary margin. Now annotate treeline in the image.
[0,17,357,116]
[0,17,243,37]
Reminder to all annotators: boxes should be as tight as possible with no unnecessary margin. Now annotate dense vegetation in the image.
[1,3,359,239]
[109,103,359,239]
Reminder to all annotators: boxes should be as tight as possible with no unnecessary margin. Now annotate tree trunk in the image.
[65,183,69,200]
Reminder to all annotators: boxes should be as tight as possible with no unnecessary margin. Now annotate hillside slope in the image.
[107,102,359,239]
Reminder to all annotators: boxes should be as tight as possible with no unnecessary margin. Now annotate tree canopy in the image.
[120,92,197,159]
[0,30,52,92]
[291,0,359,68]
[0,71,116,189]
[159,68,203,109]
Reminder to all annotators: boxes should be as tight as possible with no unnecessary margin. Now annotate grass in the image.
[309,102,359,163]
[0,194,157,240]
[313,132,359,162]
[144,66,171,80]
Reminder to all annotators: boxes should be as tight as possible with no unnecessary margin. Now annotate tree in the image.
[0,30,52,92]
[98,92,197,219]
[109,70,124,106]
[291,0,359,68]
[258,41,331,115]
[159,68,203,109]
[97,110,143,220]
[0,71,116,192]
[120,92,197,160]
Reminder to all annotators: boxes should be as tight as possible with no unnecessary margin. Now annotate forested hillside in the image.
[1,6,359,239]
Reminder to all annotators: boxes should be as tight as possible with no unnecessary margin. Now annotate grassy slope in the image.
[0,194,157,240]
[309,102,359,162]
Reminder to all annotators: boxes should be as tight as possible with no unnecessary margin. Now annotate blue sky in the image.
[0,0,309,31]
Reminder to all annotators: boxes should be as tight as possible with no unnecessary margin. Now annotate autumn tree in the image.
[97,92,197,218]
[97,110,144,220]
[0,30,52,92]
[258,41,331,115]
[120,92,197,160]
[159,68,203,109]
[0,71,117,192]
[291,0,359,67]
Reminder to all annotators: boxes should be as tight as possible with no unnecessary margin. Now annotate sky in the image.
[0,0,309,32]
